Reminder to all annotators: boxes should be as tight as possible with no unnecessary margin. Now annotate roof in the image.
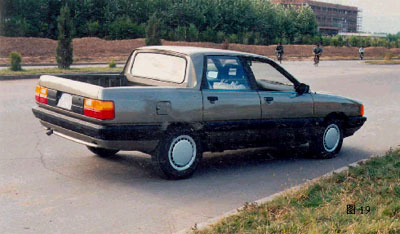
[136,46,262,58]
[271,0,358,11]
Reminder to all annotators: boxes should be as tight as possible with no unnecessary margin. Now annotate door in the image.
[244,58,314,144]
[201,56,261,148]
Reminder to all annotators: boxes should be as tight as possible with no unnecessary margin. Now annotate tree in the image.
[56,5,73,69]
[145,13,161,46]
[0,0,325,46]
[296,6,318,36]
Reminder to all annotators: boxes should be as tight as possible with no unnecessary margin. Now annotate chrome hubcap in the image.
[323,124,340,152]
[168,135,196,171]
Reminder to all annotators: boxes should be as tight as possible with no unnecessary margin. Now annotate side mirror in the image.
[295,83,310,95]
[247,60,252,67]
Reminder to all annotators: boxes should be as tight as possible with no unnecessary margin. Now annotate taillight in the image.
[35,85,48,104]
[360,104,364,116]
[83,98,115,120]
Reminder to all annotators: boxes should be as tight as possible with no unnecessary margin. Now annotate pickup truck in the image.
[32,46,366,179]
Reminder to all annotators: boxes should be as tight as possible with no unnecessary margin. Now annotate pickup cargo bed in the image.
[56,73,129,87]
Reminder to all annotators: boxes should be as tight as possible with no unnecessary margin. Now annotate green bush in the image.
[253,32,264,45]
[349,36,359,47]
[216,31,226,44]
[9,52,22,71]
[377,39,389,48]
[371,38,378,47]
[86,21,101,37]
[228,34,239,43]
[187,24,199,42]
[301,35,312,45]
[174,26,187,41]
[330,36,339,47]
[321,36,331,46]
[200,27,217,43]
[336,36,343,46]
[312,35,321,45]
[108,60,116,68]
[107,16,145,40]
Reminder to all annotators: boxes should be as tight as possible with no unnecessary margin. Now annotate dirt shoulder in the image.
[1,36,400,65]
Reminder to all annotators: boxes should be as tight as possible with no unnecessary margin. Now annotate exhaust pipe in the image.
[46,129,53,136]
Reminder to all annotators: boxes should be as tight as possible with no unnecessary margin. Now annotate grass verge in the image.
[365,60,400,65]
[0,67,123,76]
[195,149,400,234]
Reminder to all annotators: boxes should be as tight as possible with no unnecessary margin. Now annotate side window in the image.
[205,56,251,90]
[249,60,295,92]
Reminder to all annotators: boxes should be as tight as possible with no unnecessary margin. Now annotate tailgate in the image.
[36,75,115,120]
[39,75,102,99]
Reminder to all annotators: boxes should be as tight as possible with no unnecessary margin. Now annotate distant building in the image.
[271,0,361,35]
[339,32,387,38]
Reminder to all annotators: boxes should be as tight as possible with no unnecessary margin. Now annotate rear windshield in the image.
[131,52,187,83]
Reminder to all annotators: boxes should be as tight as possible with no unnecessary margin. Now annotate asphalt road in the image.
[1,61,399,233]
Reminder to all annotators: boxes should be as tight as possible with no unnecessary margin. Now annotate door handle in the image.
[264,97,274,104]
[207,96,218,104]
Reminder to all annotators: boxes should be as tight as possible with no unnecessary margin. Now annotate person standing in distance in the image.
[275,42,284,64]
[313,44,323,66]
[359,46,365,60]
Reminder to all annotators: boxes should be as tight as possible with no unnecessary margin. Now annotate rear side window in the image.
[131,53,187,83]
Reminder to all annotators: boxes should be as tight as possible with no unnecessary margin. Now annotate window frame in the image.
[241,56,301,92]
[201,55,258,91]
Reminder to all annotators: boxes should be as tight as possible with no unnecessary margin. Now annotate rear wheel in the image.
[309,120,343,159]
[87,146,119,158]
[151,130,202,179]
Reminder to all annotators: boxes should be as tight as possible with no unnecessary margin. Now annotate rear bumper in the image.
[344,116,367,137]
[32,106,161,152]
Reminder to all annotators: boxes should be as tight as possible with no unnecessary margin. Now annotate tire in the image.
[308,120,343,159]
[151,130,202,179]
[87,146,119,158]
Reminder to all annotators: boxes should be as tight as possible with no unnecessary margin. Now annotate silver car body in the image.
[33,46,366,153]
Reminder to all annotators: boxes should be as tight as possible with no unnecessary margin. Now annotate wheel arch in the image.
[323,112,348,124]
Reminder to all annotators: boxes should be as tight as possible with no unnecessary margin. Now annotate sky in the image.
[317,0,400,34]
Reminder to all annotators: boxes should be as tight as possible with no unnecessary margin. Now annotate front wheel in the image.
[151,130,202,179]
[87,146,119,158]
[309,121,343,159]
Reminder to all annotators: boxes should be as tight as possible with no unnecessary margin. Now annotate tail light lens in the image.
[360,104,364,116]
[35,85,48,104]
[83,98,115,120]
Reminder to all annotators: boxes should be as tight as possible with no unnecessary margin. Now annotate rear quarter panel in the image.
[99,87,203,126]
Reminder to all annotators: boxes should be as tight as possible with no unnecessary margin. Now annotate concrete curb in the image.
[0,72,121,81]
[175,156,373,234]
